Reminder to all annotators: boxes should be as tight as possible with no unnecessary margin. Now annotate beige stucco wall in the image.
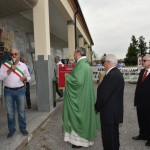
[60,0,91,46]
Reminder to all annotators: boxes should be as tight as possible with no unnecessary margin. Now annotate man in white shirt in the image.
[54,56,64,101]
[0,48,31,138]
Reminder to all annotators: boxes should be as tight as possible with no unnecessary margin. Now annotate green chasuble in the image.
[62,58,100,141]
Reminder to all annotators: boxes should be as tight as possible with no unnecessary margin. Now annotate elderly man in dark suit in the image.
[95,54,124,150]
[133,54,150,146]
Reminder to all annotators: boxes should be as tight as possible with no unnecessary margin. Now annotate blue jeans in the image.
[4,87,27,132]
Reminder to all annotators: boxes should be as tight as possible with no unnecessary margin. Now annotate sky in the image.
[79,0,150,59]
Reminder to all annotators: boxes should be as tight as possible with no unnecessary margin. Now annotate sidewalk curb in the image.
[16,102,63,150]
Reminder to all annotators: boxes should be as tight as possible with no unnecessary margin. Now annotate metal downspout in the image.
[74,6,79,49]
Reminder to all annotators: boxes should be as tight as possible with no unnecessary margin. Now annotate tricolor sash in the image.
[3,61,24,78]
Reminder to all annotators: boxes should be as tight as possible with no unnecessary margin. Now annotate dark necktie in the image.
[142,70,148,82]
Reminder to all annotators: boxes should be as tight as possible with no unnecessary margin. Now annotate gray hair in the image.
[75,47,86,56]
[143,54,150,60]
[10,48,20,54]
[104,54,118,66]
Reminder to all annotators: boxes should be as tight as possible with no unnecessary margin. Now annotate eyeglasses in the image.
[10,53,18,56]
[142,60,150,62]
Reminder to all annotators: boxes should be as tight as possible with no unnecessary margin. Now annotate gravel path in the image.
[25,82,150,150]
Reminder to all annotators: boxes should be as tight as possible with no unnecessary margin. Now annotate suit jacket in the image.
[134,69,150,110]
[95,67,124,124]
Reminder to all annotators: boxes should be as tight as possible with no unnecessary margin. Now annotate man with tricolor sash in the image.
[0,48,31,138]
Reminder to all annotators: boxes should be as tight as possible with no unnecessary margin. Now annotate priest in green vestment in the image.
[62,47,100,148]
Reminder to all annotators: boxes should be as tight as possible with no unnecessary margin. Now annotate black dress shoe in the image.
[145,140,150,146]
[21,130,28,136]
[132,135,147,140]
[28,106,31,109]
[72,144,82,148]
[7,131,15,138]
[132,135,142,140]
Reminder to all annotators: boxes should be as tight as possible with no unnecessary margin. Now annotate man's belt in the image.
[5,86,25,90]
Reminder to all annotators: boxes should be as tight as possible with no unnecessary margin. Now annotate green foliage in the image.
[138,36,148,56]
[148,41,150,54]
[92,51,97,60]
[124,35,148,66]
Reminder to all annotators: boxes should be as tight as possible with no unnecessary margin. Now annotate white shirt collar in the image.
[106,66,116,75]
[77,56,86,63]
[146,68,150,73]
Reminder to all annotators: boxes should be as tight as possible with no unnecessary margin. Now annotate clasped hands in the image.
[7,65,16,75]
[8,65,27,81]
[11,65,16,71]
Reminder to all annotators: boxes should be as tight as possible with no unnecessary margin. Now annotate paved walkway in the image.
[0,85,62,150]
[1,83,150,150]
[25,82,150,150]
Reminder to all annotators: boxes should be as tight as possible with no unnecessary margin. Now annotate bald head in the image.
[9,48,20,64]
[10,48,20,55]
[54,56,61,63]
[142,54,150,69]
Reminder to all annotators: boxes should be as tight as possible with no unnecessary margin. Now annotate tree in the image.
[124,35,148,66]
[124,35,139,66]
[148,41,150,54]
[138,36,148,57]
[97,53,106,64]
[92,51,97,61]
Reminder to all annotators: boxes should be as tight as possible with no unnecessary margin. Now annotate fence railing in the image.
[91,66,139,82]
